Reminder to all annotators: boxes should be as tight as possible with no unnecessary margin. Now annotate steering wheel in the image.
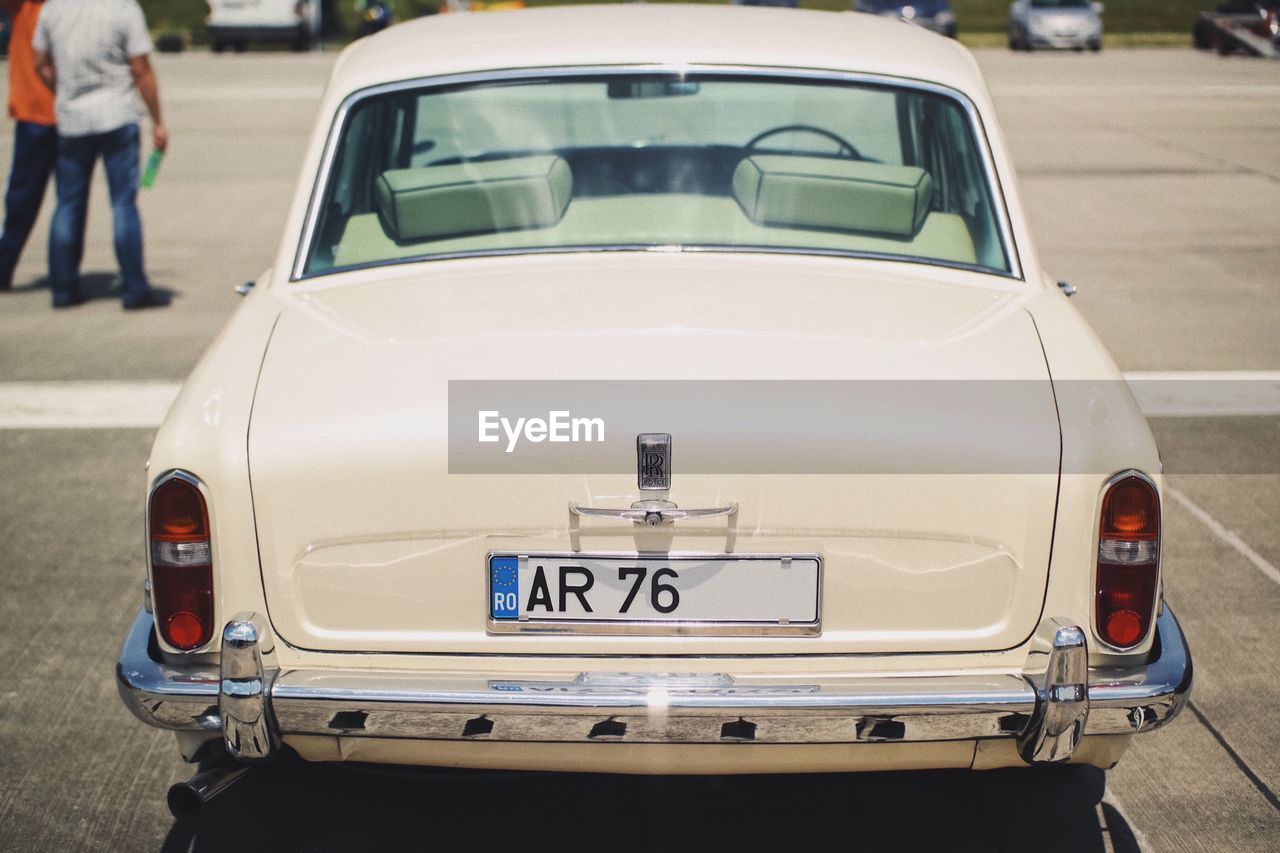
[744,124,862,160]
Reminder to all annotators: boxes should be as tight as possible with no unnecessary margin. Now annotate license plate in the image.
[487,553,821,636]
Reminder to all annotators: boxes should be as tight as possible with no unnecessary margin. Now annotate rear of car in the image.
[207,0,317,52]
[1192,1,1280,54]
[1010,0,1103,51]
[117,7,1188,791]
[853,0,958,37]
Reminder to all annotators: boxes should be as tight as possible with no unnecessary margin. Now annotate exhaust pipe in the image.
[167,756,252,820]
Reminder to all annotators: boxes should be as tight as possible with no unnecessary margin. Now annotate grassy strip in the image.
[141,0,1208,44]
[949,0,1206,33]
[959,30,1191,48]
[524,0,1210,33]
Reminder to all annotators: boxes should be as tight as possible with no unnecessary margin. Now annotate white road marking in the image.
[0,371,1277,427]
[1125,370,1280,417]
[0,382,180,429]
[1169,486,1280,589]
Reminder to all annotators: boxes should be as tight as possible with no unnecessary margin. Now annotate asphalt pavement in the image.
[1,47,1278,852]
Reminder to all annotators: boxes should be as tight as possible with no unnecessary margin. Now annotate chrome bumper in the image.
[117,607,1191,766]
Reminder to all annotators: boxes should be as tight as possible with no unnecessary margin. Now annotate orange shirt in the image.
[4,0,55,126]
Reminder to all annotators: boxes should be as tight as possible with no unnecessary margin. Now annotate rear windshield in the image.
[301,73,1012,278]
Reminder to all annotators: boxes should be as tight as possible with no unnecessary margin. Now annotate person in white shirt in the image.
[33,0,169,309]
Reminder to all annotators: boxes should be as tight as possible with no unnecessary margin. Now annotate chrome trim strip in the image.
[118,608,1191,752]
[290,64,1022,282]
[300,244,1018,285]
[485,551,823,637]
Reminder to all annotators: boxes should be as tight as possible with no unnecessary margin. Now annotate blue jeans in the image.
[0,121,58,289]
[49,123,150,305]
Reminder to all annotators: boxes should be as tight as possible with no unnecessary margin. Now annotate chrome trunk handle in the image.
[569,500,738,527]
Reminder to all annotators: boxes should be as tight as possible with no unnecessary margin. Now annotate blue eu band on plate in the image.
[490,556,520,620]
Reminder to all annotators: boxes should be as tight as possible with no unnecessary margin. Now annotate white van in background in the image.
[207,0,319,52]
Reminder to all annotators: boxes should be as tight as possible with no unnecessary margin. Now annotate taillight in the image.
[1096,473,1160,650]
[149,474,214,651]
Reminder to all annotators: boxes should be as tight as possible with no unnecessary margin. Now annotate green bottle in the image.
[140,150,164,189]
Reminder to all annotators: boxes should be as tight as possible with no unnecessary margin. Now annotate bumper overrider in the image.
[117,607,1191,766]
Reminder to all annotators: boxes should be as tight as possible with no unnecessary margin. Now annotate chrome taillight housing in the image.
[1096,472,1160,650]
[149,472,214,651]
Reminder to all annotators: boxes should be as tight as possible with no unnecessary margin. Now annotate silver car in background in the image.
[1009,0,1104,51]
[852,0,958,38]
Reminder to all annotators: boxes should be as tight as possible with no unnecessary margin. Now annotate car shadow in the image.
[8,271,114,297]
[6,272,176,305]
[161,758,1143,852]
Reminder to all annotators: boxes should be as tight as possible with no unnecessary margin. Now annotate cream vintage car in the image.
[117,5,1191,816]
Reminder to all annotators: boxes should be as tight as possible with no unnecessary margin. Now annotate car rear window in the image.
[300,72,1013,278]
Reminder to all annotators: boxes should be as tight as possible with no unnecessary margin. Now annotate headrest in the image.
[733,155,933,238]
[375,155,572,243]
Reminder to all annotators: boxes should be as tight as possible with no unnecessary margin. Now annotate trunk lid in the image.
[248,253,1059,655]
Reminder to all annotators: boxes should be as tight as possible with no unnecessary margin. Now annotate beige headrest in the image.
[376,155,573,242]
[733,155,933,237]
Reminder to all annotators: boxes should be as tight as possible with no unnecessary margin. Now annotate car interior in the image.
[305,76,1010,276]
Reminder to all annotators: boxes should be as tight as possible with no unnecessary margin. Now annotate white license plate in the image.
[488,553,821,636]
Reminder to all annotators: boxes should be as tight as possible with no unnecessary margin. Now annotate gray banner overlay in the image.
[447,379,1280,475]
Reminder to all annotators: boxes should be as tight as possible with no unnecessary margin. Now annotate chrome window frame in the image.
[290,64,1024,282]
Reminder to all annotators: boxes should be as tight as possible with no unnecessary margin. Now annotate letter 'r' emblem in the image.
[637,433,672,491]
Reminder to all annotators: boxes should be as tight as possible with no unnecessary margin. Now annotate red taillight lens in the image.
[150,476,213,651]
[1096,474,1160,649]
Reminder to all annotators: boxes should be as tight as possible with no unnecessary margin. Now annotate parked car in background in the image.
[1192,0,1280,54]
[852,0,957,37]
[117,5,1190,816]
[1009,0,1104,51]
[207,0,319,52]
